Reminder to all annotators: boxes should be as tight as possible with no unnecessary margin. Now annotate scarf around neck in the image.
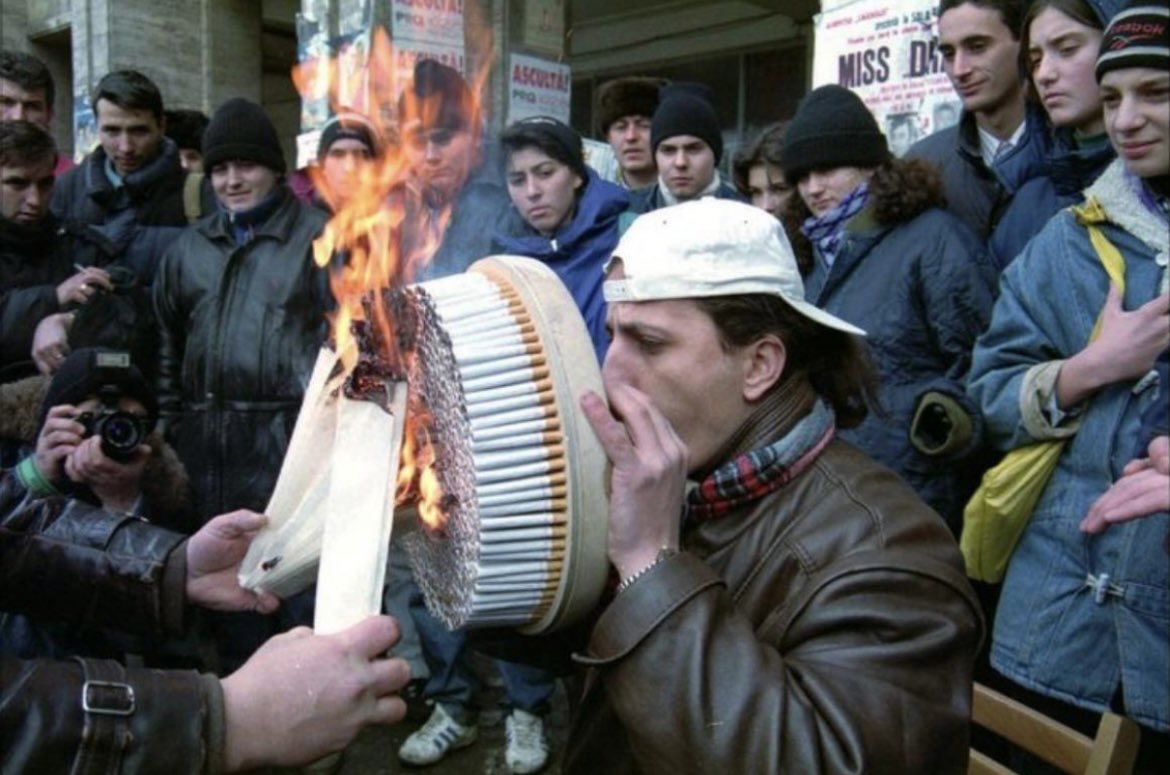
[800,182,869,265]
[687,397,836,522]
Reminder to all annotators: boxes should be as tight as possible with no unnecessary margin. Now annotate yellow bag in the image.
[960,200,1126,582]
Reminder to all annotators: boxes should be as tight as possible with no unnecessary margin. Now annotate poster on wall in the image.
[812,0,959,155]
[390,0,465,48]
[507,53,571,125]
[72,96,97,163]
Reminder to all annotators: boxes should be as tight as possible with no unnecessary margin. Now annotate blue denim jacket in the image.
[968,160,1169,731]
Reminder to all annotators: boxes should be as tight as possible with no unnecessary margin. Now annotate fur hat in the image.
[781,85,889,185]
[202,97,286,173]
[594,76,666,136]
[650,82,724,164]
[1096,0,1169,81]
[399,59,478,132]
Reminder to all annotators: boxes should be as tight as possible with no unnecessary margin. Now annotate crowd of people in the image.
[1,0,1167,772]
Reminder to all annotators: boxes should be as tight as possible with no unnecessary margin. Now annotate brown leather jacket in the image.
[564,391,983,774]
[0,472,225,773]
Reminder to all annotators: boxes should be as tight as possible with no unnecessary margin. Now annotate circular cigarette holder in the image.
[402,256,609,634]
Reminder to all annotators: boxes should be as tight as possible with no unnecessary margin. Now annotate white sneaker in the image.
[398,704,478,766]
[505,708,549,774]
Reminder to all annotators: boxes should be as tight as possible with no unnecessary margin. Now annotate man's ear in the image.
[742,334,786,402]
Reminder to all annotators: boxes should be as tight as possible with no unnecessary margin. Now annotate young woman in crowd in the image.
[732,121,793,219]
[779,84,1000,534]
[968,3,1169,767]
[492,116,630,362]
[1014,0,1123,216]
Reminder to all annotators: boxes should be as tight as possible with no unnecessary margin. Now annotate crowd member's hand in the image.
[186,510,280,614]
[63,435,149,512]
[1082,288,1170,386]
[581,384,687,582]
[1081,436,1170,534]
[32,404,85,484]
[220,616,409,771]
[55,266,112,307]
[31,312,73,374]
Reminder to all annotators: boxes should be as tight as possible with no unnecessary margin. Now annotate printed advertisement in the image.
[507,53,571,125]
[812,0,959,155]
[390,0,465,48]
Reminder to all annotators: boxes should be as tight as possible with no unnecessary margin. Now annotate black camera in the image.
[75,409,149,462]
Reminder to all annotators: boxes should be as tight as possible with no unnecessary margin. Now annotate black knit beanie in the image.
[38,348,158,431]
[595,76,666,136]
[317,111,382,160]
[202,97,287,174]
[399,59,477,132]
[502,115,588,181]
[1096,0,1169,82]
[781,85,889,185]
[650,82,723,164]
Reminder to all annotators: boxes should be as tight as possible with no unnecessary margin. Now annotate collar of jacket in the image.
[695,375,819,482]
[956,102,1052,192]
[495,168,629,258]
[0,211,59,254]
[199,185,301,245]
[84,137,183,207]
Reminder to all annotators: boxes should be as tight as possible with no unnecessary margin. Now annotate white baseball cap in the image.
[604,199,866,336]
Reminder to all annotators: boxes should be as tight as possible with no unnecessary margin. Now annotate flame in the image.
[294,22,492,533]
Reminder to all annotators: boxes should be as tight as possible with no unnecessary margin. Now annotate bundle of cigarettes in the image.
[401,257,609,633]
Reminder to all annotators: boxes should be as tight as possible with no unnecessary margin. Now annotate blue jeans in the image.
[409,584,555,724]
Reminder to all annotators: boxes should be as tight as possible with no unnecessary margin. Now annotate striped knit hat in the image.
[1096,0,1170,81]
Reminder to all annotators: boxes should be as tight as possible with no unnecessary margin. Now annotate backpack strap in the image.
[1070,196,1127,338]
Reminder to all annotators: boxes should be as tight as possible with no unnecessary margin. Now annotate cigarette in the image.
[467,389,554,419]
[464,377,552,404]
[476,559,563,578]
[475,458,565,485]
[479,524,567,542]
[460,354,546,381]
[473,430,563,454]
[462,365,550,393]
[478,539,564,557]
[473,577,561,592]
[455,342,543,367]
[470,403,556,432]
[472,418,560,443]
[479,498,567,517]
[478,513,567,529]
[475,443,563,471]
[478,486,567,507]
[476,471,567,495]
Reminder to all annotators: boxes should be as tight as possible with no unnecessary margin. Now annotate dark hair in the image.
[694,294,878,429]
[0,49,55,110]
[732,121,788,196]
[938,0,1028,39]
[500,120,588,188]
[0,119,56,167]
[1020,0,1107,93]
[164,108,209,151]
[780,155,944,274]
[91,70,164,122]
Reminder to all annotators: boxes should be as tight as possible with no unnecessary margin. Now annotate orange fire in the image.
[293,23,492,532]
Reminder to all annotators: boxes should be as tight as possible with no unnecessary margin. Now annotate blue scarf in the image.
[799,182,869,265]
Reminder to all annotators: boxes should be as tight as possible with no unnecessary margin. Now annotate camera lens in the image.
[96,411,145,460]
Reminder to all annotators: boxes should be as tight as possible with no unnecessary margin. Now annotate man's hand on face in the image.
[63,435,149,513]
[580,384,688,581]
[186,510,280,614]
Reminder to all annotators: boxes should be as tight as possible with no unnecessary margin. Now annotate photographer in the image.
[12,347,191,528]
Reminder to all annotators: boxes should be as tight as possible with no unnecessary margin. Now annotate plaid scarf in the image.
[799,182,869,265]
[687,399,836,522]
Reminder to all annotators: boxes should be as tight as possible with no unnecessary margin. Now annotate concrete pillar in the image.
[68,0,261,154]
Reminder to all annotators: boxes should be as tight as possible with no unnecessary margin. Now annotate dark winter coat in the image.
[625,176,746,216]
[49,138,213,287]
[794,163,999,530]
[0,471,225,773]
[906,103,1054,269]
[0,215,75,371]
[491,169,630,362]
[153,186,330,520]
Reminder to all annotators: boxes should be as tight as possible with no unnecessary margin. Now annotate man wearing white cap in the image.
[567,198,982,773]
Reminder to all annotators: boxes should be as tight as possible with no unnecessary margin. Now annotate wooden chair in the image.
[969,682,1141,775]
